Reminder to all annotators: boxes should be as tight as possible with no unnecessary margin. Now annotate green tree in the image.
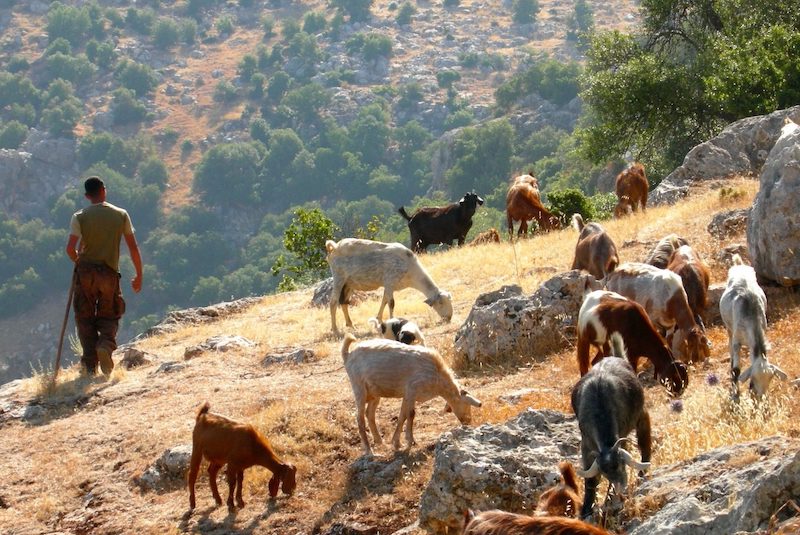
[179,18,198,44]
[194,142,263,204]
[271,208,338,291]
[302,11,327,33]
[0,121,28,149]
[45,53,95,85]
[567,0,594,42]
[111,87,148,124]
[545,188,594,224]
[137,157,169,189]
[153,18,180,49]
[41,97,82,137]
[512,0,539,24]
[282,83,330,125]
[445,119,514,195]
[47,2,91,46]
[348,103,390,166]
[237,54,258,83]
[396,2,415,25]
[267,71,291,102]
[331,0,374,23]
[116,60,159,96]
[437,70,461,89]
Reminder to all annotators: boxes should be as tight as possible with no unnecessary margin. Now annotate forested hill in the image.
[1,0,798,382]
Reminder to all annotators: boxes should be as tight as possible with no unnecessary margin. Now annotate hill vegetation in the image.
[0,0,799,381]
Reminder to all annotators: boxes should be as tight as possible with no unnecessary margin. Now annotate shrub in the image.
[153,18,180,49]
[331,0,374,22]
[436,70,460,89]
[512,0,539,24]
[181,139,194,154]
[545,188,594,223]
[6,103,37,126]
[261,15,275,38]
[396,2,415,25]
[250,72,266,98]
[112,87,148,124]
[237,54,258,83]
[116,60,158,96]
[92,41,117,69]
[41,97,82,137]
[45,37,72,57]
[194,142,263,204]
[45,53,95,85]
[215,15,234,36]
[137,157,169,189]
[362,33,392,61]
[0,120,28,149]
[282,19,301,40]
[271,207,338,290]
[267,71,291,101]
[47,2,91,46]
[179,18,197,44]
[589,192,616,220]
[302,12,327,33]
[443,0,459,7]
[250,117,270,145]
[443,108,474,130]
[125,7,156,35]
[213,80,238,102]
[7,56,29,73]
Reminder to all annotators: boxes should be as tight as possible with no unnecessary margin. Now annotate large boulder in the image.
[453,271,600,363]
[418,409,581,533]
[628,436,800,535]
[651,106,800,205]
[747,120,800,286]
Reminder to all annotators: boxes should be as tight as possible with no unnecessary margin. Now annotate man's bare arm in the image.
[65,234,80,263]
[124,233,143,293]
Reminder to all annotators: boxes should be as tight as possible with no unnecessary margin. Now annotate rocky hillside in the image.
[1,110,800,532]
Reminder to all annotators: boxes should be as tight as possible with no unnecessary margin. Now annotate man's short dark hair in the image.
[84,176,104,196]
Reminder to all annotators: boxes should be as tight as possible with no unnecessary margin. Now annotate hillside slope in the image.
[1,178,799,534]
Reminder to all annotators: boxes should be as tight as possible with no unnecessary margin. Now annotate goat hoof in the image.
[237,500,245,508]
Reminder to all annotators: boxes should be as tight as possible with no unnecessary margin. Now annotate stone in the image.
[311,277,377,308]
[153,361,187,374]
[325,522,378,535]
[453,271,601,363]
[747,120,800,286]
[715,244,750,267]
[707,209,749,240]
[262,347,315,366]
[184,335,254,359]
[143,297,261,337]
[652,106,800,205]
[418,409,580,533]
[137,444,192,490]
[118,347,153,369]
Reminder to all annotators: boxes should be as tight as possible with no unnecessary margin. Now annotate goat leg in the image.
[208,462,223,506]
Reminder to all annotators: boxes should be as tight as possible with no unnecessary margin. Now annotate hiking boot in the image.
[97,346,114,375]
[80,364,97,377]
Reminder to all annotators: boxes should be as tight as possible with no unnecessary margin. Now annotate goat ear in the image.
[461,390,482,407]
[458,196,466,204]
[477,196,485,205]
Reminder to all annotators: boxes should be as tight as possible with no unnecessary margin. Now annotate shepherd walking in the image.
[65,176,143,375]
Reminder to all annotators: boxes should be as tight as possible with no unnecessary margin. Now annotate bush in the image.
[267,71,291,101]
[213,80,238,103]
[237,54,257,83]
[545,188,594,224]
[303,12,327,33]
[261,15,275,38]
[0,120,28,149]
[443,0,459,7]
[443,108,474,130]
[194,142,263,204]
[215,15,234,36]
[436,70,460,89]
[331,0,374,22]
[7,56,29,73]
[179,18,197,44]
[47,2,91,46]
[116,60,158,96]
[362,33,392,61]
[396,2,415,25]
[45,37,72,57]
[250,117,269,144]
[45,53,95,85]
[112,87,148,124]
[41,97,82,137]
[125,7,156,35]
[153,18,180,49]
[270,208,338,290]
[91,41,117,69]
[181,139,194,154]
[137,157,169,189]
[589,192,616,220]
[512,0,539,24]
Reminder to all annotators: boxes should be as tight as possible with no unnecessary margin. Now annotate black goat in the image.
[571,334,652,520]
[398,192,484,253]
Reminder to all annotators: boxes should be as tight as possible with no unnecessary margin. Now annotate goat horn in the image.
[619,448,651,471]
[576,460,600,478]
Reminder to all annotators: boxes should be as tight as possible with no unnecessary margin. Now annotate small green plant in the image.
[215,15,235,36]
[719,186,745,203]
[181,139,194,154]
[589,192,617,220]
[271,208,338,291]
[396,2,415,25]
[545,188,594,224]
[261,15,275,38]
[213,80,238,103]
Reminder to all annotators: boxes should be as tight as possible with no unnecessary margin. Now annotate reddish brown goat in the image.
[506,173,559,238]
[667,245,710,327]
[188,402,296,510]
[577,290,688,396]
[463,509,612,535]
[469,227,501,246]
[613,163,648,218]
[570,214,619,281]
[536,462,582,518]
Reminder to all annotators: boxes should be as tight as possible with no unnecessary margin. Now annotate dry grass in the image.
[2,178,798,534]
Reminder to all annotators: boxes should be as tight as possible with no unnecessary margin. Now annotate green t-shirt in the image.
[70,202,135,272]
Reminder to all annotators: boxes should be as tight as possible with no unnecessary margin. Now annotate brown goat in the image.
[613,163,648,218]
[570,214,619,281]
[463,509,611,535]
[188,402,296,510]
[469,228,502,246]
[577,290,689,396]
[536,462,582,518]
[506,174,559,238]
[667,245,710,327]
[644,234,689,269]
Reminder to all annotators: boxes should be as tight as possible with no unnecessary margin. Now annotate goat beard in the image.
[268,474,281,497]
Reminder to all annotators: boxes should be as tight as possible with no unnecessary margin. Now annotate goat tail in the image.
[731,253,744,266]
[571,213,585,232]
[609,332,627,360]
[559,461,580,493]
[341,333,357,363]
[367,317,381,332]
[325,240,337,254]
[196,401,211,421]
[398,206,412,221]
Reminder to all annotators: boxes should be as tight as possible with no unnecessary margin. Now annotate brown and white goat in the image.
[577,290,688,395]
[463,509,612,534]
[720,254,787,398]
[506,173,559,238]
[644,234,688,269]
[613,163,648,218]
[342,334,481,455]
[570,214,619,281]
[606,262,710,364]
[536,462,582,518]
[188,402,296,510]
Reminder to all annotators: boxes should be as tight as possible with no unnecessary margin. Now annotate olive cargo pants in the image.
[73,262,125,373]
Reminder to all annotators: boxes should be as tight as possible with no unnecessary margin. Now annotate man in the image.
[65,176,143,375]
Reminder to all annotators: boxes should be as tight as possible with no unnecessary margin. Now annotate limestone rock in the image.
[142,297,261,337]
[184,335,255,359]
[311,277,377,308]
[262,347,315,366]
[652,106,800,205]
[118,347,153,369]
[627,436,800,535]
[454,272,600,363]
[747,120,800,286]
[138,444,193,490]
[418,409,580,533]
[707,209,749,240]
[715,244,750,267]
[325,522,378,535]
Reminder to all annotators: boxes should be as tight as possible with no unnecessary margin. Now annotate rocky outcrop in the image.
[627,436,800,535]
[137,444,193,490]
[418,409,580,533]
[142,297,261,337]
[707,209,749,240]
[183,335,255,360]
[747,120,800,286]
[453,271,601,364]
[651,106,800,205]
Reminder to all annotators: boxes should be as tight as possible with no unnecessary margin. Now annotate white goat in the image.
[720,254,787,398]
[326,238,453,334]
[341,334,481,455]
[368,317,426,346]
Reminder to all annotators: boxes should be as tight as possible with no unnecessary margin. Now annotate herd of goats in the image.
[187,165,788,534]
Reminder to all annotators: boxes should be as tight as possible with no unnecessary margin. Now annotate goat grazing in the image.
[326,238,452,334]
[613,163,648,218]
[506,173,559,238]
[577,290,688,395]
[342,334,481,455]
[368,317,426,345]
[572,334,652,520]
[667,245,711,328]
[398,192,484,252]
[536,462,582,518]
[644,234,688,269]
[720,254,787,398]
[463,509,612,535]
[606,262,710,364]
[570,214,619,281]
[188,402,296,510]
[469,227,502,246]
